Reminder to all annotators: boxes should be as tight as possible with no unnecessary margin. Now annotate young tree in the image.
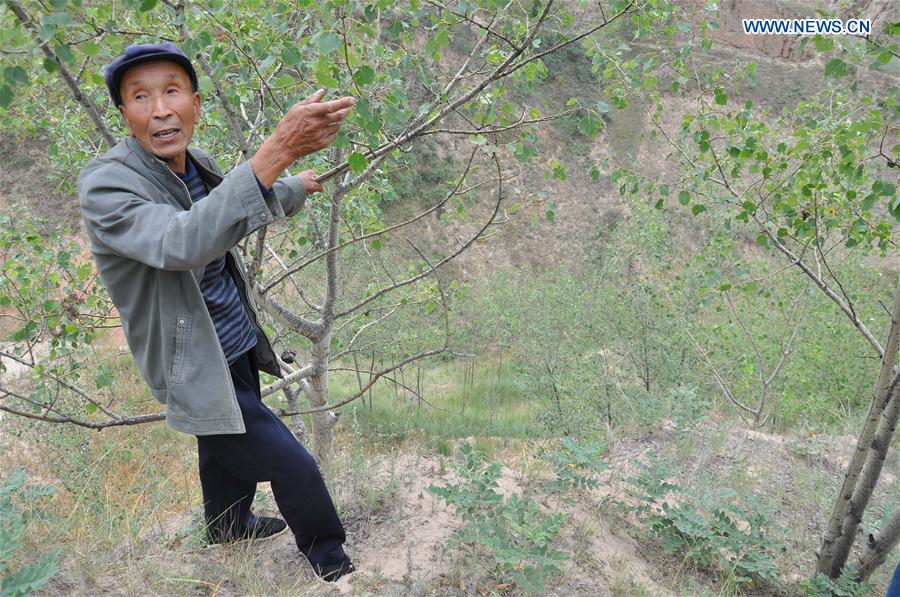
[0,0,662,459]
[603,1,898,583]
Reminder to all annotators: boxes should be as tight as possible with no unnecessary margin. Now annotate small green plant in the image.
[802,565,875,596]
[623,453,784,590]
[428,443,569,593]
[0,467,60,596]
[665,385,708,428]
[541,437,608,493]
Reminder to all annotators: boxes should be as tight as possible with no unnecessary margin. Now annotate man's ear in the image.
[192,91,201,124]
[117,104,134,136]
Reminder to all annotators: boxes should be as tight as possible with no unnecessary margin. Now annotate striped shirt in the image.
[175,158,257,365]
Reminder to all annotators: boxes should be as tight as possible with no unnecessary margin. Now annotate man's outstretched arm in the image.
[79,89,354,271]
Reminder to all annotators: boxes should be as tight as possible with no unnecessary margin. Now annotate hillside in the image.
[1,0,898,595]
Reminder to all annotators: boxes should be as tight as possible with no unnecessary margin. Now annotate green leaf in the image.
[551,162,566,181]
[281,44,302,66]
[469,134,487,145]
[198,75,213,94]
[75,263,92,281]
[5,66,28,85]
[824,58,848,78]
[889,196,900,221]
[319,32,341,55]
[83,41,100,57]
[577,115,603,136]
[0,550,59,596]
[678,190,690,205]
[714,88,727,105]
[54,43,75,65]
[46,11,72,27]
[0,85,12,109]
[37,24,56,42]
[860,194,877,211]
[691,204,707,215]
[812,35,833,52]
[875,50,892,65]
[642,76,657,90]
[654,198,664,209]
[274,75,295,88]
[314,63,339,88]
[84,402,98,414]
[348,151,369,173]
[42,58,58,73]
[139,0,158,11]
[352,65,375,86]
[95,371,113,389]
[435,28,450,49]
[371,238,382,250]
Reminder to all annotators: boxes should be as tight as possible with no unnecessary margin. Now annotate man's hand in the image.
[298,170,324,194]
[271,89,356,159]
[251,89,356,188]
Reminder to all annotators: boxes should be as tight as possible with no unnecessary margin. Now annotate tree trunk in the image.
[828,372,900,577]
[282,385,307,445]
[306,332,337,461]
[816,282,900,576]
[854,507,900,583]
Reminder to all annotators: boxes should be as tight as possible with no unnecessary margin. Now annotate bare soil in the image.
[25,421,893,595]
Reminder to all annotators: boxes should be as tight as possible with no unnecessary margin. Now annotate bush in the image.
[802,567,875,597]
[428,443,569,592]
[0,467,60,596]
[622,453,785,590]
[541,437,608,494]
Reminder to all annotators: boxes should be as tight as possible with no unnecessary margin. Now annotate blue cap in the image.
[104,42,198,106]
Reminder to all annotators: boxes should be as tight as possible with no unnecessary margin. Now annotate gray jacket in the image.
[78,136,306,435]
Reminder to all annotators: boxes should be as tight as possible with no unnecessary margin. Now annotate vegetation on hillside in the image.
[0,0,897,594]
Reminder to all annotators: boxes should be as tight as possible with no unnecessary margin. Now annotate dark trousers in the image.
[196,349,348,567]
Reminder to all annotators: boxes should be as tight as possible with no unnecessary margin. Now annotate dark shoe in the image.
[314,558,356,582]
[205,513,287,547]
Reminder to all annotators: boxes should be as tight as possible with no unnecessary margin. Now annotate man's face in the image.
[117,59,200,173]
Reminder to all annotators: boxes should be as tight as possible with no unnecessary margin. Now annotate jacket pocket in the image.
[170,314,192,384]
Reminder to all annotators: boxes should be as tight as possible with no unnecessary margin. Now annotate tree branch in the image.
[7,0,116,148]
[334,149,507,319]
[261,146,479,294]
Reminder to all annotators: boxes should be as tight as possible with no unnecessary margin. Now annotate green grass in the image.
[319,354,546,449]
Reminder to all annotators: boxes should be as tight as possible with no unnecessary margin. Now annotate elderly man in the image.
[78,42,356,581]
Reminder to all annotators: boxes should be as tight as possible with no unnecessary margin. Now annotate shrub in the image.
[428,443,569,592]
[0,467,60,596]
[802,565,875,596]
[541,437,608,494]
[622,453,785,589]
